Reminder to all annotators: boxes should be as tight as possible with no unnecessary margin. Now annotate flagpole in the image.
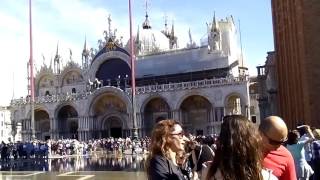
[29,0,35,140]
[129,0,138,138]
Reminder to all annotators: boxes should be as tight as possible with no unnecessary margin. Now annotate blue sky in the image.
[0,0,274,106]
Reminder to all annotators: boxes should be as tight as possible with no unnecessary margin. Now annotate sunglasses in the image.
[262,131,287,145]
[171,132,185,138]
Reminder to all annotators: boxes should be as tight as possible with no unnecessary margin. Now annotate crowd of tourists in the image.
[1,115,320,180]
[146,116,320,180]
[0,136,151,161]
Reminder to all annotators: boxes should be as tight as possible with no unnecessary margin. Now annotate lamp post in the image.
[129,0,138,139]
[29,0,35,140]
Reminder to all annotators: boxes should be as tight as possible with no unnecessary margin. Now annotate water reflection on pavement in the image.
[0,154,146,172]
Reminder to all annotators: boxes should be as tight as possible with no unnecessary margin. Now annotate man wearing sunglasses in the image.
[259,116,297,180]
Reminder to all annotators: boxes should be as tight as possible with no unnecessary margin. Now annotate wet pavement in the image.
[0,171,147,180]
[0,154,147,179]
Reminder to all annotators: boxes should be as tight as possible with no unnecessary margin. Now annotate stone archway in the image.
[57,105,78,139]
[180,95,212,135]
[225,94,242,115]
[96,58,131,89]
[91,93,128,138]
[143,97,171,136]
[35,109,50,140]
[102,116,123,138]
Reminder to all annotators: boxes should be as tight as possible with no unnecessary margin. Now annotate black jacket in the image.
[190,145,214,172]
[148,155,186,180]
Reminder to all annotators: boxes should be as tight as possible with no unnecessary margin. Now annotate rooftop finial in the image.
[164,13,168,27]
[145,0,149,17]
[164,13,168,34]
[142,0,151,29]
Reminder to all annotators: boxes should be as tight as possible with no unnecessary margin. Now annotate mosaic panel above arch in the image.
[91,94,127,116]
[61,70,84,86]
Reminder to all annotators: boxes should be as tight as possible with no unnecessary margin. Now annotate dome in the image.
[138,28,170,55]
[126,14,170,56]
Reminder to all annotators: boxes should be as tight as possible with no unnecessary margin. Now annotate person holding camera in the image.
[286,125,315,180]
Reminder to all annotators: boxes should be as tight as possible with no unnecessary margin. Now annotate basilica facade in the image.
[10,14,251,141]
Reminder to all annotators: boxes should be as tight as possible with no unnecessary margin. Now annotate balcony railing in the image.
[127,76,248,95]
[11,76,248,106]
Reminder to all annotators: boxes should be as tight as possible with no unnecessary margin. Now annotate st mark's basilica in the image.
[10,13,251,141]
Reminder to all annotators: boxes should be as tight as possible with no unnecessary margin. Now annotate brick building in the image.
[271,0,320,128]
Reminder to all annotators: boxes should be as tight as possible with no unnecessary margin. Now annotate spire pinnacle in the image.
[54,42,61,74]
[82,36,89,68]
[83,36,87,50]
[142,0,151,29]
[212,11,218,31]
[55,42,59,56]
[171,20,175,37]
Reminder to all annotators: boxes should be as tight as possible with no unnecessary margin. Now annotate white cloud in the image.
[0,1,213,106]
[0,0,272,105]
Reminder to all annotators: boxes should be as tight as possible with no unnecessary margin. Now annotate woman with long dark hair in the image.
[145,119,188,180]
[205,115,274,180]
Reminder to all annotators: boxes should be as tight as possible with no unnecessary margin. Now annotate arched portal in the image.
[225,94,242,115]
[143,98,170,136]
[57,105,78,139]
[92,93,128,138]
[96,58,131,89]
[35,109,50,140]
[102,116,123,138]
[180,95,212,135]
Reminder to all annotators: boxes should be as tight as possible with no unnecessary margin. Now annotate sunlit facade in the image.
[10,14,251,141]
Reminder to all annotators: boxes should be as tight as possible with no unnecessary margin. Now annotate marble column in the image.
[50,118,54,140]
[172,109,180,122]
[210,107,215,122]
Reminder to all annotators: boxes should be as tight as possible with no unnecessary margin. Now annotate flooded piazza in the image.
[0,153,147,179]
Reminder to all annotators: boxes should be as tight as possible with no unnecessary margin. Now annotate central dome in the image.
[126,14,170,56]
[138,28,170,55]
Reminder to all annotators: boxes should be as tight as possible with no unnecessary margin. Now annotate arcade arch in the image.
[225,94,242,115]
[57,105,79,139]
[91,93,128,138]
[101,116,123,138]
[143,97,171,136]
[179,95,212,135]
[96,58,131,88]
[35,109,50,140]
